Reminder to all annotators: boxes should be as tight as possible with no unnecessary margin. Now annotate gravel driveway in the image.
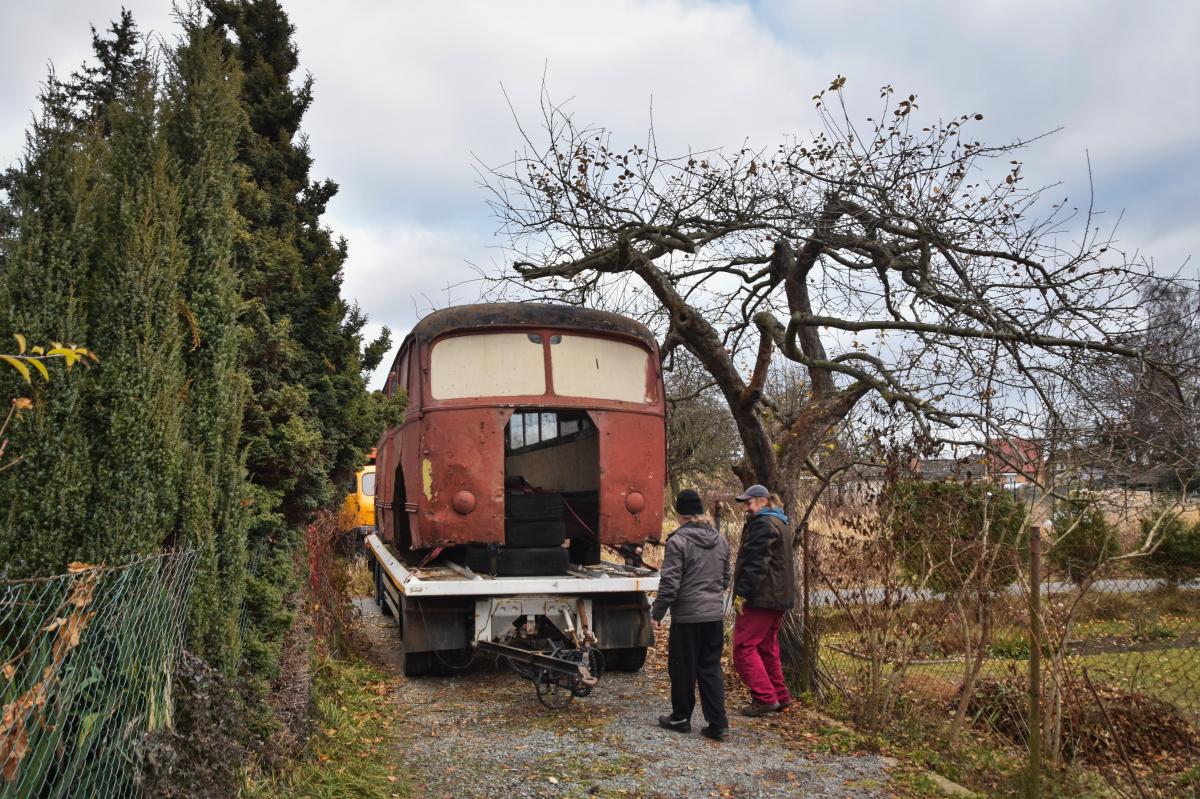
[356,599,894,798]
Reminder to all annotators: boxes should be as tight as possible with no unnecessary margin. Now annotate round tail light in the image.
[452,490,477,514]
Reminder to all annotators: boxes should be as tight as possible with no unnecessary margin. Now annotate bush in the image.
[1139,509,1200,587]
[135,650,257,799]
[1050,496,1120,584]
[887,480,1026,594]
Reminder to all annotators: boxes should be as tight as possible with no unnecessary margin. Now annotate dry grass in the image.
[342,554,374,599]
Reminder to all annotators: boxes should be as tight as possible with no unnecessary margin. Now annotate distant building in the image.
[915,457,988,482]
[985,437,1043,489]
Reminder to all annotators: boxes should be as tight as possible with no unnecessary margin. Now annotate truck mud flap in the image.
[591,592,654,649]
[401,596,472,653]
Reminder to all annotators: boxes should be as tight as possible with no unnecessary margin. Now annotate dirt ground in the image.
[353,598,896,799]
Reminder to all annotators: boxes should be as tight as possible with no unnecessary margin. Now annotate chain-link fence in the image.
[0,550,196,798]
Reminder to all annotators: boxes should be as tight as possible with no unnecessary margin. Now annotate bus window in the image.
[550,335,651,403]
[360,471,376,497]
[430,333,546,399]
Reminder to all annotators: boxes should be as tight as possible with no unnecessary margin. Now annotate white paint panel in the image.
[366,535,658,597]
[551,336,651,403]
[430,333,545,399]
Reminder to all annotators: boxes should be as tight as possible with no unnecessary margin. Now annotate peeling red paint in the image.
[375,304,666,555]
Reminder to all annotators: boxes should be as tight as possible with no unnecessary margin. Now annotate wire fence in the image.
[0,549,197,798]
[797,514,1200,796]
[702,483,1200,794]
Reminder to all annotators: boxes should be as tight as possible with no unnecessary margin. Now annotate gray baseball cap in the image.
[735,484,770,502]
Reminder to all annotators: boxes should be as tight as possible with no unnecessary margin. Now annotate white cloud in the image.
[3,0,1195,387]
[332,216,491,386]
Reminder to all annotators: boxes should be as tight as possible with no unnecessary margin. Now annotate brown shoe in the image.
[740,700,780,717]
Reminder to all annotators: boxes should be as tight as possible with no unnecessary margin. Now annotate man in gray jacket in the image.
[651,489,731,740]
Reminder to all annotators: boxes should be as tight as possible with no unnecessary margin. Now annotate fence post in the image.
[1027,524,1042,799]
[801,520,815,694]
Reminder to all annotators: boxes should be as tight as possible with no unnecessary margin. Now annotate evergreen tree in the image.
[0,106,100,574]
[2,5,391,680]
[204,0,389,678]
[61,10,149,132]
[164,16,252,667]
[82,63,188,567]
[1,16,191,572]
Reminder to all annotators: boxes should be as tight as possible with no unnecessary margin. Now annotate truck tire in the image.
[504,519,567,548]
[505,492,563,522]
[496,546,569,577]
[603,646,648,672]
[464,546,497,576]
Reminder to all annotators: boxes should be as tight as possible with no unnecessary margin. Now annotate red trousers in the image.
[732,606,792,705]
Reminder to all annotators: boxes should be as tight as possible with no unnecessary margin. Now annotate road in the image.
[354,598,898,799]
[806,577,1200,608]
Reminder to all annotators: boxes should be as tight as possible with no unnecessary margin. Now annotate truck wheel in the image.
[505,492,563,522]
[604,647,648,672]
[504,519,567,548]
[496,546,569,576]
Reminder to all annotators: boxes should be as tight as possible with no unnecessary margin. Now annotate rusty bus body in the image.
[374,303,665,558]
[365,304,664,681]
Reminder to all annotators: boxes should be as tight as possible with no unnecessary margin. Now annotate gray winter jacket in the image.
[650,522,731,624]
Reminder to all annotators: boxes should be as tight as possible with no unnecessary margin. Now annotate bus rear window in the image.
[550,335,652,403]
[430,333,546,399]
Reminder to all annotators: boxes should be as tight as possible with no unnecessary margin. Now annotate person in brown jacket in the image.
[731,485,795,716]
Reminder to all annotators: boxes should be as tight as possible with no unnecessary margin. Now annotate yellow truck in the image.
[339,463,376,546]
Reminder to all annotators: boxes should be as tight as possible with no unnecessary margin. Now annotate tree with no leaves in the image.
[482,79,1193,500]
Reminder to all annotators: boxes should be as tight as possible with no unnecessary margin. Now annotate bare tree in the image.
[1085,284,1200,489]
[664,351,740,496]
[482,79,1192,502]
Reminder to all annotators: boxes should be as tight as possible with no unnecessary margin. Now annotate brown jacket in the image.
[732,510,795,611]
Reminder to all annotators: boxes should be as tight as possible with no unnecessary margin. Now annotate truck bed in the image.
[366,534,659,598]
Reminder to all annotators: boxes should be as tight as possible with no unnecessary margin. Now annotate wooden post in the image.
[801,520,814,694]
[1028,525,1042,799]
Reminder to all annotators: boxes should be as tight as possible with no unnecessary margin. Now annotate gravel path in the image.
[355,599,893,799]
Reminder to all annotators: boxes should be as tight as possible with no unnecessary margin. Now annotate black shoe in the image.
[657,714,691,733]
[701,725,729,741]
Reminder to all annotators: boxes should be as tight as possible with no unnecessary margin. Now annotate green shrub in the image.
[887,480,1027,594]
[1050,496,1120,584]
[1138,509,1200,587]
[987,631,1030,660]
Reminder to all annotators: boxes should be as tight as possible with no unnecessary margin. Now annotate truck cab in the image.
[338,463,376,543]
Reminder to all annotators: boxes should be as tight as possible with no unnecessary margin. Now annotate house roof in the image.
[918,457,988,480]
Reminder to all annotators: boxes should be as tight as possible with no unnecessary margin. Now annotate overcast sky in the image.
[2,1,1197,387]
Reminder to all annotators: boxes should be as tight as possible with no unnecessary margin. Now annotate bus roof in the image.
[405,303,658,350]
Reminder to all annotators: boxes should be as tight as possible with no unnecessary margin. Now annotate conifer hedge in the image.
[0,4,392,681]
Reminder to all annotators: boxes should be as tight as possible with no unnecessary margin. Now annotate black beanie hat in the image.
[674,489,704,516]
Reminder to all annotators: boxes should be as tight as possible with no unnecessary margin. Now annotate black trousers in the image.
[667,620,728,728]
